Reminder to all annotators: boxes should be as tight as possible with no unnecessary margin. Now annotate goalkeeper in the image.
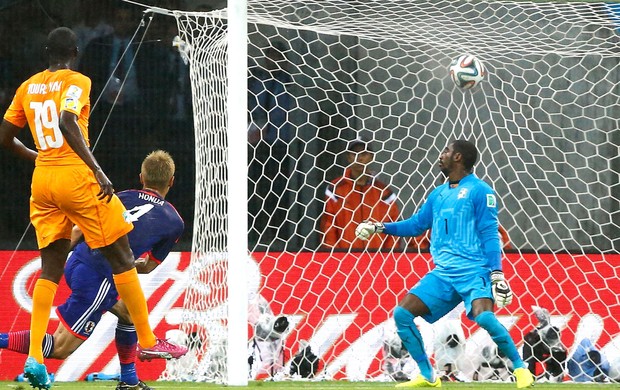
[356,140,534,389]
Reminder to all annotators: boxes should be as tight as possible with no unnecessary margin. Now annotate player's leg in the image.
[106,279,187,363]
[393,271,456,387]
[109,301,139,386]
[20,239,68,390]
[394,295,436,384]
[25,166,87,388]
[460,271,526,369]
[101,238,188,360]
[52,254,119,358]
[113,322,141,388]
[0,331,55,358]
[98,236,158,349]
[24,239,69,389]
[30,238,68,360]
[469,296,534,387]
[110,323,155,390]
[108,301,155,390]
[61,171,157,350]
[471,299,525,365]
[1,322,87,360]
[49,323,85,359]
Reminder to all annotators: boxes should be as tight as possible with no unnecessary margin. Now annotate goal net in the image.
[164,0,620,384]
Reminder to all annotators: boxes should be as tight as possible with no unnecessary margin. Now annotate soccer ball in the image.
[449,54,486,89]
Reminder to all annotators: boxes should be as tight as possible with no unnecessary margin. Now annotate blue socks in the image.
[475,311,525,369]
[393,306,435,381]
[116,324,139,385]
[393,307,526,381]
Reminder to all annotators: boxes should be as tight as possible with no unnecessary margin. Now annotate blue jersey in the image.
[70,189,185,277]
[384,173,501,274]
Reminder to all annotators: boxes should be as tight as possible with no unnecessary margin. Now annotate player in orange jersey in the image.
[0,27,186,390]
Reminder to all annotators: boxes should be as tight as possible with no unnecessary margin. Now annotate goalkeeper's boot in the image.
[395,374,441,388]
[138,338,188,361]
[514,367,535,388]
[116,380,154,390]
[23,357,52,389]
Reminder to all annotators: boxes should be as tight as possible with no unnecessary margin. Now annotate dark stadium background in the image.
[0,0,226,250]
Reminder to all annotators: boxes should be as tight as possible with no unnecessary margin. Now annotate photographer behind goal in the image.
[248,295,290,379]
[522,306,567,382]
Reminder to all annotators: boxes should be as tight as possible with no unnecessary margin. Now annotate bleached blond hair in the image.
[141,150,175,189]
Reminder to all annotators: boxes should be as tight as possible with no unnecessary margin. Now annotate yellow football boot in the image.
[395,374,441,388]
[514,367,535,388]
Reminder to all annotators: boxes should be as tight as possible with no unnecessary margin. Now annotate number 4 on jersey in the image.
[124,204,155,223]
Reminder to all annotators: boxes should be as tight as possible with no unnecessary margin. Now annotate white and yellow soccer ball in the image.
[449,54,486,89]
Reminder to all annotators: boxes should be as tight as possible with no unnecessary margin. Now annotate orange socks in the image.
[113,268,156,348]
[29,279,58,363]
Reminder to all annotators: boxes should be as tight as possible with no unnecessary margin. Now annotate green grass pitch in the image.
[1,381,617,389]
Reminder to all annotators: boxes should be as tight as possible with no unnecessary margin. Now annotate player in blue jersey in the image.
[355,140,534,388]
[0,150,186,390]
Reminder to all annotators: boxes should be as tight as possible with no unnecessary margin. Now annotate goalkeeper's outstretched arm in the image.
[355,196,434,241]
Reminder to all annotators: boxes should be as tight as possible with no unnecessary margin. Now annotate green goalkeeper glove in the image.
[491,271,513,308]
[355,221,385,240]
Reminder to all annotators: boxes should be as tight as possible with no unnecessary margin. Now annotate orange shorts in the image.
[30,165,133,249]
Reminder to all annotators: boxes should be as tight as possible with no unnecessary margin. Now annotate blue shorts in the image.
[56,256,119,340]
[409,268,492,323]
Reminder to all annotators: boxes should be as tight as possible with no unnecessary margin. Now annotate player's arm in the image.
[72,222,157,273]
[475,188,512,307]
[71,221,157,274]
[476,192,502,271]
[356,190,435,240]
[135,254,158,274]
[141,217,185,273]
[58,110,114,202]
[0,119,37,162]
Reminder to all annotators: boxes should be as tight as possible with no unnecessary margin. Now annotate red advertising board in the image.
[0,251,190,381]
[0,251,618,381]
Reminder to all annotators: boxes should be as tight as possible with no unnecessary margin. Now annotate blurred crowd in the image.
[0,0,224,249]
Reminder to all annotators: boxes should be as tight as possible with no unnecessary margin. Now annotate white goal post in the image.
[160,0,620,385]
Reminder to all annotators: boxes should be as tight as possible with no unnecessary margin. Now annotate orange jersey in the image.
[4,68,132,249]
[4,69,91,166]
[321,169,400,250]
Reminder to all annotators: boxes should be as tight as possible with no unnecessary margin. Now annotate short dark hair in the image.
[46,27,77,60]
[452,139,478,171]
[347,137,373,153]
